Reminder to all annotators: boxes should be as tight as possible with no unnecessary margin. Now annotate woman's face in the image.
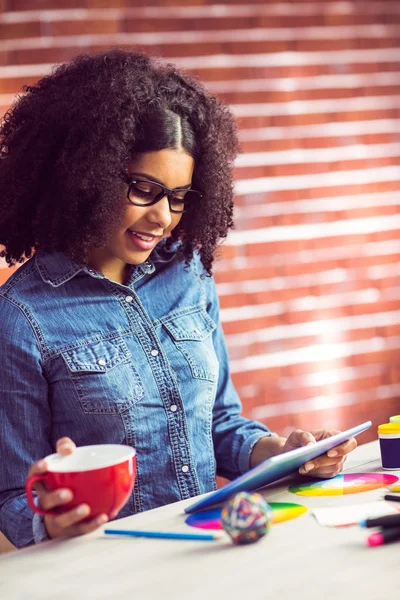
[88,148,195,283]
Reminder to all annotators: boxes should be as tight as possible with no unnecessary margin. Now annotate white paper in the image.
[312,501,400,527]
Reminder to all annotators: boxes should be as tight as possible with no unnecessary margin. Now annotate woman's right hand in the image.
[28,437,108,539]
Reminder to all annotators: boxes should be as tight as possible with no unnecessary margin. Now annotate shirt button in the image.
[181,465,189,473]
[125,296,133,303]
[98,359,106,366]
[150,349,159,357]
[170,405,178,412]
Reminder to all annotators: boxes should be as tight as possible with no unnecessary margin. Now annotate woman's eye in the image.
[171,192,186,203]
[132,184,153,197]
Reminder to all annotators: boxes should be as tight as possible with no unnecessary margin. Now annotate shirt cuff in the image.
[238,430,277,475]
[32,499,50,544]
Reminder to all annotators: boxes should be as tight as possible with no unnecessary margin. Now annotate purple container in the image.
[378,423,400,470]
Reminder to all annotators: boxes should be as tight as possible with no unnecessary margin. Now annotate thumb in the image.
[290,429,316,448]
[301,431,317,446]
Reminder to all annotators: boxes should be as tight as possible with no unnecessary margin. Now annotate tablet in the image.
[184,421,372,513]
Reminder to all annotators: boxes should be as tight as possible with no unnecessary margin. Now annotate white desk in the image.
[1,441,399,600]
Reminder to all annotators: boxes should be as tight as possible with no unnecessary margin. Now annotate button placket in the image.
[119,287,201,500]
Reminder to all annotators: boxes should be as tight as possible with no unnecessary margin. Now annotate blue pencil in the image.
[104,528,220,541]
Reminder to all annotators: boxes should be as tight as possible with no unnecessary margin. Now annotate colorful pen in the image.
[367,526,400,547]
[360,513,400,529]
[104,528,221,541]
[384,494,400,503]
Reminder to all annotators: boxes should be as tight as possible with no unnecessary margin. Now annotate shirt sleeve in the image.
[0,296,52,548]
[200,265,276,480]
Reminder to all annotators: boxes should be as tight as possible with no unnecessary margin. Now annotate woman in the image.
[0,49,356,548]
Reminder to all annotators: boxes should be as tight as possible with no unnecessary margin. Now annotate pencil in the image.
[104,528,221,541]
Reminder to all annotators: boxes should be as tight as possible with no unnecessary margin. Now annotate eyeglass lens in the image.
[128,180,200,213]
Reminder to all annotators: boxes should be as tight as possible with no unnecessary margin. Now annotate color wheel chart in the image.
[185,502,308,531]
[289,473,398,496]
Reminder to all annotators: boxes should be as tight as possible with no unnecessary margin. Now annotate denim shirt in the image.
[0,246,272,548]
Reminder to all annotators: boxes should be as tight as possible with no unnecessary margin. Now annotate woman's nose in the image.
[146,195,173,229]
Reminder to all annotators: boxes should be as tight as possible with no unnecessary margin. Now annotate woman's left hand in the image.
[281,429,357,479]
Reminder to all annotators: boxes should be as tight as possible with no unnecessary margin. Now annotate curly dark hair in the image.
[0,48,239,275]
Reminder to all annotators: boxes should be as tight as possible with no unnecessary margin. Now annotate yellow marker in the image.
[386,484,400,493]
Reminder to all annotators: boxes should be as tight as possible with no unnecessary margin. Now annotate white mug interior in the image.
[44,444,135,473]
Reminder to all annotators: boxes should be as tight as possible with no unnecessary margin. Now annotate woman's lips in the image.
[126,230,160,251]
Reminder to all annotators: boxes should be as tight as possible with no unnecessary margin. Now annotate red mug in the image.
[25,444,136,519]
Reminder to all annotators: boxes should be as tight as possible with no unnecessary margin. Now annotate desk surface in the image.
[1,441,399,600]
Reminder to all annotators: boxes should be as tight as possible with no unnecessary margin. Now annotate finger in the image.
[288,429,316,449]
[300,458,346,477]
[37,488,73,511]
[299,466,343,477]
[311,466,344,479]
[305,453,347,471]
[56,438,76,455]
[27,458,48,478]
[70,514,109,536]
[51,504,91,529]
[28,459,49,498]
[327,437,357,458]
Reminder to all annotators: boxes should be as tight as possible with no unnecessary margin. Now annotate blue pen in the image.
[104,528,221,541]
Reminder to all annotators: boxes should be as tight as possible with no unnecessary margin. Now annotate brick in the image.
[292,408,374,435]
[222,315,283,336]
[9,0,84,8]
[87,0,124,6]
[295,38,359,53]
[344,205,399,221]
[49,18,121,36]
[0,75,40,95]
[0,267,16,285]
[236,109,399,130]
[124,17,208,34]
[8,46,80,66]
[215,266,278,285]
[0,21,42,40]
[351,301,400,319]
[384,325,400,337]
[159,41,226,58]
[249,414,295,437]
[232,367,282,388]
[0,104,11,120]
[124,17,169,34]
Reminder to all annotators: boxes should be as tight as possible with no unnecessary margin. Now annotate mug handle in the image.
[25,474,54,516]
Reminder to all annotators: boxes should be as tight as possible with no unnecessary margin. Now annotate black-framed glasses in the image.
[127,178,203,214]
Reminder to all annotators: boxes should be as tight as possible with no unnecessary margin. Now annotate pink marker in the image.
[367,527,400,547]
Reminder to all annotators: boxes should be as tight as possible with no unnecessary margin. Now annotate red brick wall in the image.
[1,0,399,443]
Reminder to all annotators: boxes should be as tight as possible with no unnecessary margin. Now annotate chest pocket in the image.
[61,337,144,414]
[161,308,218,382]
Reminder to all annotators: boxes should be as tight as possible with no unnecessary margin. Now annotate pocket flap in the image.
[62,339,127,373]
[162,309,216,342]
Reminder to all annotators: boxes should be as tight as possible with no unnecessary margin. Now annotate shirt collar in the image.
[35,250,157,288]
[35,251,85,287]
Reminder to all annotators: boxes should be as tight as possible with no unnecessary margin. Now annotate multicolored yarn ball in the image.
[221,491,272,545]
